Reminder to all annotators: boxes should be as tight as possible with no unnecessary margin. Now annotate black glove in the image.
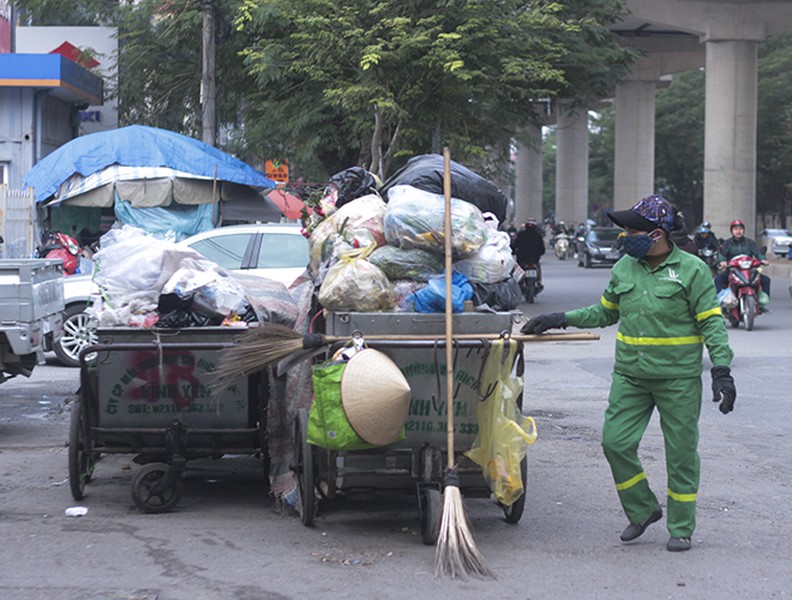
[711,366,736,414]
[521,312,567,334]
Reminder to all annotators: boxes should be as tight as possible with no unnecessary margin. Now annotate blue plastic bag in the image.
[408,271,473,313]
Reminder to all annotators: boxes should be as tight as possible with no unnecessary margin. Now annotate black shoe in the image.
[620,507,663,542]
[666,536,691,552]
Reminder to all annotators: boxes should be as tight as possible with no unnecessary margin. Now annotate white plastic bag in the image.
[454,229,516,283]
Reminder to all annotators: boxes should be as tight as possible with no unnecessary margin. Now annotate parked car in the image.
[758,228,792,258]
[577,226,624,268]
[49,223,309,367]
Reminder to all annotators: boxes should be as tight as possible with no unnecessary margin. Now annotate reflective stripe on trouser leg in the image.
[655,376,702,538]
[602,373,659,525]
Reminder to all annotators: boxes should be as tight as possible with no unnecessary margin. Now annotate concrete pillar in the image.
[513,124,543,226]
[614,79,657,209]
[555,104,589,224]
[703,39,759,237]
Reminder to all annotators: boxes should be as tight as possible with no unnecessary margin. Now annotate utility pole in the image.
[201,0,216,146]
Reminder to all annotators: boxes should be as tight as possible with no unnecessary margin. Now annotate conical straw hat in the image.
[340,349,411,446]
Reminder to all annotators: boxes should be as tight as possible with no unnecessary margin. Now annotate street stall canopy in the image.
[23,125,282,237]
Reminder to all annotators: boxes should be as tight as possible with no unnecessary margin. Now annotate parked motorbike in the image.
[554,234,571,260]
[720,254,762,331]
[38,231,84,275]
[698,247,719,276]
[517,262,542,303]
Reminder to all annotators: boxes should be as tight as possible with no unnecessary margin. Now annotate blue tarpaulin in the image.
[23,125,275,203]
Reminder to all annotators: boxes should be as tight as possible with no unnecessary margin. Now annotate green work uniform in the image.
[565,243,733,537]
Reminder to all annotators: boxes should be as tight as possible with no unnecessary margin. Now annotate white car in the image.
[49,224,309,367]
[759,228,792,258]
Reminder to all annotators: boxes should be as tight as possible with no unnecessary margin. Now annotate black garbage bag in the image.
[380,154,507,222]
[156,292,258,328]
[470,276,522,311]
[326,166,379,209]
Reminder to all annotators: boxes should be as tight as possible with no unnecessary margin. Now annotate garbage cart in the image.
[69,326,268,513]
[293,311,529,543]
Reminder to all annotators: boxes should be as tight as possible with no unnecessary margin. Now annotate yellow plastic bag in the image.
[464,339,537,506]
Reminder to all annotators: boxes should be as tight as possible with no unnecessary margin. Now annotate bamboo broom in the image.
[432,146,495,580]
[211,322,597,391]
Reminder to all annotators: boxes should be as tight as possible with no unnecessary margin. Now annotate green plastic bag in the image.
[307,360,376,451]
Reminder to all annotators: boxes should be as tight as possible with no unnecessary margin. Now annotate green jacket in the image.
[566,244,733,379]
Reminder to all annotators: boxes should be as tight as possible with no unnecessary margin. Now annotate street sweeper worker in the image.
[521,194,736,552]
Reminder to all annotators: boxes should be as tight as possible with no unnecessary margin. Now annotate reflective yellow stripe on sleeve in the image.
[695,307,722,321]
[615,471,646,491]
[668,489,697,502]
[600,296,619,311]
[617,332,704,346]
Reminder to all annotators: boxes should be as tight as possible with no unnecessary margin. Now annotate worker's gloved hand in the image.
[711,366,736,414]
[521,312,567,334]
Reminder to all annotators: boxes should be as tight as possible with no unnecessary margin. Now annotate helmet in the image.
[702,221,712,229]
[696,226,708,235]
[730,219,745,230]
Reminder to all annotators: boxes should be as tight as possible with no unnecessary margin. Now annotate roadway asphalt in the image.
[0,255,790,599]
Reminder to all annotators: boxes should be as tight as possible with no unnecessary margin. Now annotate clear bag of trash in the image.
[383,185,487,258]
[368,245,444,282]
[318,245,396,312]
[308,193,388,274]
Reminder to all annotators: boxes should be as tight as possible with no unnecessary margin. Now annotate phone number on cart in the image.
[404,421,479,434]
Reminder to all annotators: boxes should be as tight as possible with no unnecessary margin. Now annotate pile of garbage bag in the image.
[306,157,520,313]
[86,225,298,329]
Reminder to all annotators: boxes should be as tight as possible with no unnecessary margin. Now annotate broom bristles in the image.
[433,485,496,580]
[211,323,305,392]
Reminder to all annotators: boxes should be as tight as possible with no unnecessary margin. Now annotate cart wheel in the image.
[68,398,93,500]
[418,486,442,545]
[131,463,183,514]
[502,456,528,524]
[295,408,316,526]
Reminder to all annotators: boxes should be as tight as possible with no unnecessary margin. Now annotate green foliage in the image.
[235,0,636,179]
[654,69,705,224]
[757,31,792,224]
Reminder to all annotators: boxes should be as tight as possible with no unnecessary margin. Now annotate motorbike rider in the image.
[514,219,546,288]
[521,194,735,553]
[694,226,720,253]
[715,220,771,307]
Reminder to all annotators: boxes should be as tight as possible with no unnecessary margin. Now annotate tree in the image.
[653,68,705,226]
[757,31,792,228]
[235,0,638,180]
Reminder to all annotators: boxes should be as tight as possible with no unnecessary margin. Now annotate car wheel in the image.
[54,304,98,368]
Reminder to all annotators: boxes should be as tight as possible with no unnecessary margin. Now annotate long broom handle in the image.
[443,146,455,471]
[314,332,598,343]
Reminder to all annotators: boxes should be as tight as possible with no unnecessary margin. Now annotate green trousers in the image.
[602,373,702,538]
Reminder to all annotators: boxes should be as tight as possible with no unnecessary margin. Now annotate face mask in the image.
[623,233,656,258]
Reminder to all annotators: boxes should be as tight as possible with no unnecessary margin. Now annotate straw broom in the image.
[211,324,597,391]
[433,146,495,580]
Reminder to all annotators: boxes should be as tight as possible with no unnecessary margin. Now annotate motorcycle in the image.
[517,262,542,303]
[698,247,719,276]
[720,254,762,331]
[38,231,85,276]
[554,234,571,260]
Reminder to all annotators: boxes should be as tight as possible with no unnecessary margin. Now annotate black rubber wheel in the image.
[419,487,442,545]
[54,304,97,368]
[744,295,756,331]
[502,456,528,524]
[295,408,316,526]
[584,253,592,268]
[131,463,183,513]
[68,398,93,500]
